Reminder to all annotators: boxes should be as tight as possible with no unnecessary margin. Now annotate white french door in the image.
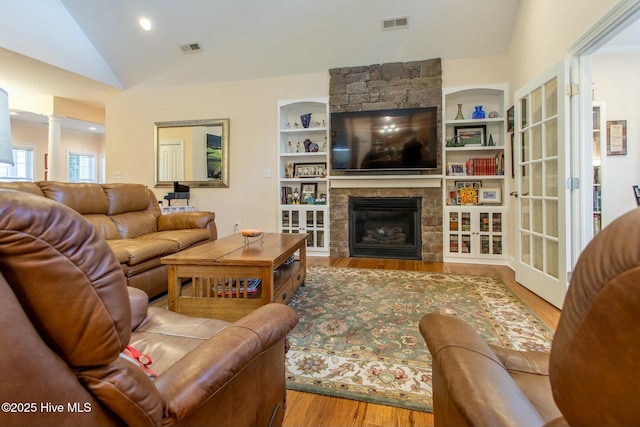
[513,61,571,309]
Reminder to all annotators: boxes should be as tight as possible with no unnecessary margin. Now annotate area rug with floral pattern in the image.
[285,266,554,412]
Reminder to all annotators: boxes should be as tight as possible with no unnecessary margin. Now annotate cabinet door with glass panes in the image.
[445,207,506,262]
[279,205,328,253]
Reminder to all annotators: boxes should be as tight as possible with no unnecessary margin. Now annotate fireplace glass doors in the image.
[349,197,421,260]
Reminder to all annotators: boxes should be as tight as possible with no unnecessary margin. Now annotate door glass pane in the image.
[545,199,559,238]
[532,88,542,124]
[449,234,459,253]
[492,213,502,233]
[292,211,299,227]
[545,78,558,118]
[521,200,530,231]
[307,231,315,247]
[449,212,459,231]
[546,159,558,197]
[521,164,530,196]
[533,236,544,272]
[493,236,503,255]
[480,235,490,255]
[545,118,558,157]
[480,212,489,232]
[521,131,529,162]
[532,163,543,197]
[546,240,559,278]
[306,210,314,227]
[317,210,324,226]
[521,232,531,264]
[532,124,543,160]
[282,211,290,227]
[461,212,471,231]
[532,199,543,233]
[462,234,471,253]
[520,97,528,128]
[317,230,325,248]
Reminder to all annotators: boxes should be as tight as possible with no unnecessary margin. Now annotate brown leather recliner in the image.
[420,207,640,427]
[0,189,298,427]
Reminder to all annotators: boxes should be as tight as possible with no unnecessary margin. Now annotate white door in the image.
[159,140,184,181]
[513,61,571,309]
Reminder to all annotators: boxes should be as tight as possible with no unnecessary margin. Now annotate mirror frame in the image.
[154,118,230,188]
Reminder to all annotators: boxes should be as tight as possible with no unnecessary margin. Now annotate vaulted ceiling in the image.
[0,0,522,109]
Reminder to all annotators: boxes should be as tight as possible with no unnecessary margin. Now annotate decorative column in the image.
[47,114,62,181]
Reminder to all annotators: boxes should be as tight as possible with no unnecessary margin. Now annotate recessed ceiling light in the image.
[139,17,152,31]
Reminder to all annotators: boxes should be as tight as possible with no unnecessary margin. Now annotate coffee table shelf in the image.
[162,232,307,322]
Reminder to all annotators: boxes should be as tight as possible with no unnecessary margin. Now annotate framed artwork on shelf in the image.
[294,162,326,178]
[479,187,502,204]
[606,120,627,155]
[301,182,317,203]
[455,125,486,145]
[448,162,466,176]
[455,181,480,206]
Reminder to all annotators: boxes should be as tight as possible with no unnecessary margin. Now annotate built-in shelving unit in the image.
[592,102,605,235]
[277,98,330,255]
[442,85,509,263]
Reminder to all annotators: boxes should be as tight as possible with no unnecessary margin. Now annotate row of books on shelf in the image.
[447,153,504,176]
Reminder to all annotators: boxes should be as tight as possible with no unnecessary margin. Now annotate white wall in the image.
[593,50,640,226]
[105,72,329,237]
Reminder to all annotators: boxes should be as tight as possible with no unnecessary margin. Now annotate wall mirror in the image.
[154,118,229,188]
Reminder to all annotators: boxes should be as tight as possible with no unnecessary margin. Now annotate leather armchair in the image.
[0,189,298,427]
[420,207,640,427]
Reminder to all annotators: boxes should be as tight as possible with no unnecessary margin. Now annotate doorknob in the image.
[510,191,519,198]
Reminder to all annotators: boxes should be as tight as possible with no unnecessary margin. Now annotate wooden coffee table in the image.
[161,232,307,322]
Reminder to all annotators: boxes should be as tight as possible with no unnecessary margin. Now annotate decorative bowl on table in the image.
[241,229,263,237]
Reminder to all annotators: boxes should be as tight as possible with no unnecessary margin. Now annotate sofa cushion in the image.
[108,239,180,266]
[103,184,155,215]
[111,211,159,239]
[39,181,109,214]
[84,214,122,240]
[138,229,211,250]
[0,181,44,196]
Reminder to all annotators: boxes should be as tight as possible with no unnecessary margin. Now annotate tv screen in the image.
[330,107,438,172]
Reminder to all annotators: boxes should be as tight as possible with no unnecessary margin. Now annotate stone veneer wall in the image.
[328,58,443,261]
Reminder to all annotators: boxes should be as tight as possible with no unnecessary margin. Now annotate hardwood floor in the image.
[282,257,561,427]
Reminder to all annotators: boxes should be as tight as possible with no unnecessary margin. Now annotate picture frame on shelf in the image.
[479,187,502,204]
[448,162,466,176]
[301,183,317,204]
[455,125,486,145]
[606,120,627,155]
[294,162,326,178]
[455,181,480,206]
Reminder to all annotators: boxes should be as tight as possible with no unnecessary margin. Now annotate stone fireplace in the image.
[349,196,422,260]
[327,58,443,262]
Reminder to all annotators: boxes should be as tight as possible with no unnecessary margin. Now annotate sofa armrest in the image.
[127,287,150,330]
[420,313,545,427]
[157,211,217,240]
[153,304,298,424]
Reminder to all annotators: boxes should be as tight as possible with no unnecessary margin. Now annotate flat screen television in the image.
[330,106,438,172]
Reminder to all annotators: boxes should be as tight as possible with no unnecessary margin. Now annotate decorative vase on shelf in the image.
[455,104,464,120]
[488,134,495,146]
[300,113,312,128]
[472,106,485,119]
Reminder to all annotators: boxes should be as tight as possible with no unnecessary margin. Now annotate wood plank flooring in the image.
[282,257,561,427]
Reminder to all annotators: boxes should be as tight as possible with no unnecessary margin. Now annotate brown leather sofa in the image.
[0,189,298,426]
[0,181,216,298]
[420,207,640,427]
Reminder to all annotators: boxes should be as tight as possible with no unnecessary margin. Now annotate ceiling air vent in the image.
[180,42,202,54]
[381,16,409,31]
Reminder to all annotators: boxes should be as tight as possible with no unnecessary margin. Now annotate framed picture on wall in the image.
[606,120,627,155]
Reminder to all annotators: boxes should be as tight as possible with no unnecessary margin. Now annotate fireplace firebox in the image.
[349,197,422,260]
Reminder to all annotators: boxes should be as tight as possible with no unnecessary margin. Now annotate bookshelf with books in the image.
[442,85,508,263]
